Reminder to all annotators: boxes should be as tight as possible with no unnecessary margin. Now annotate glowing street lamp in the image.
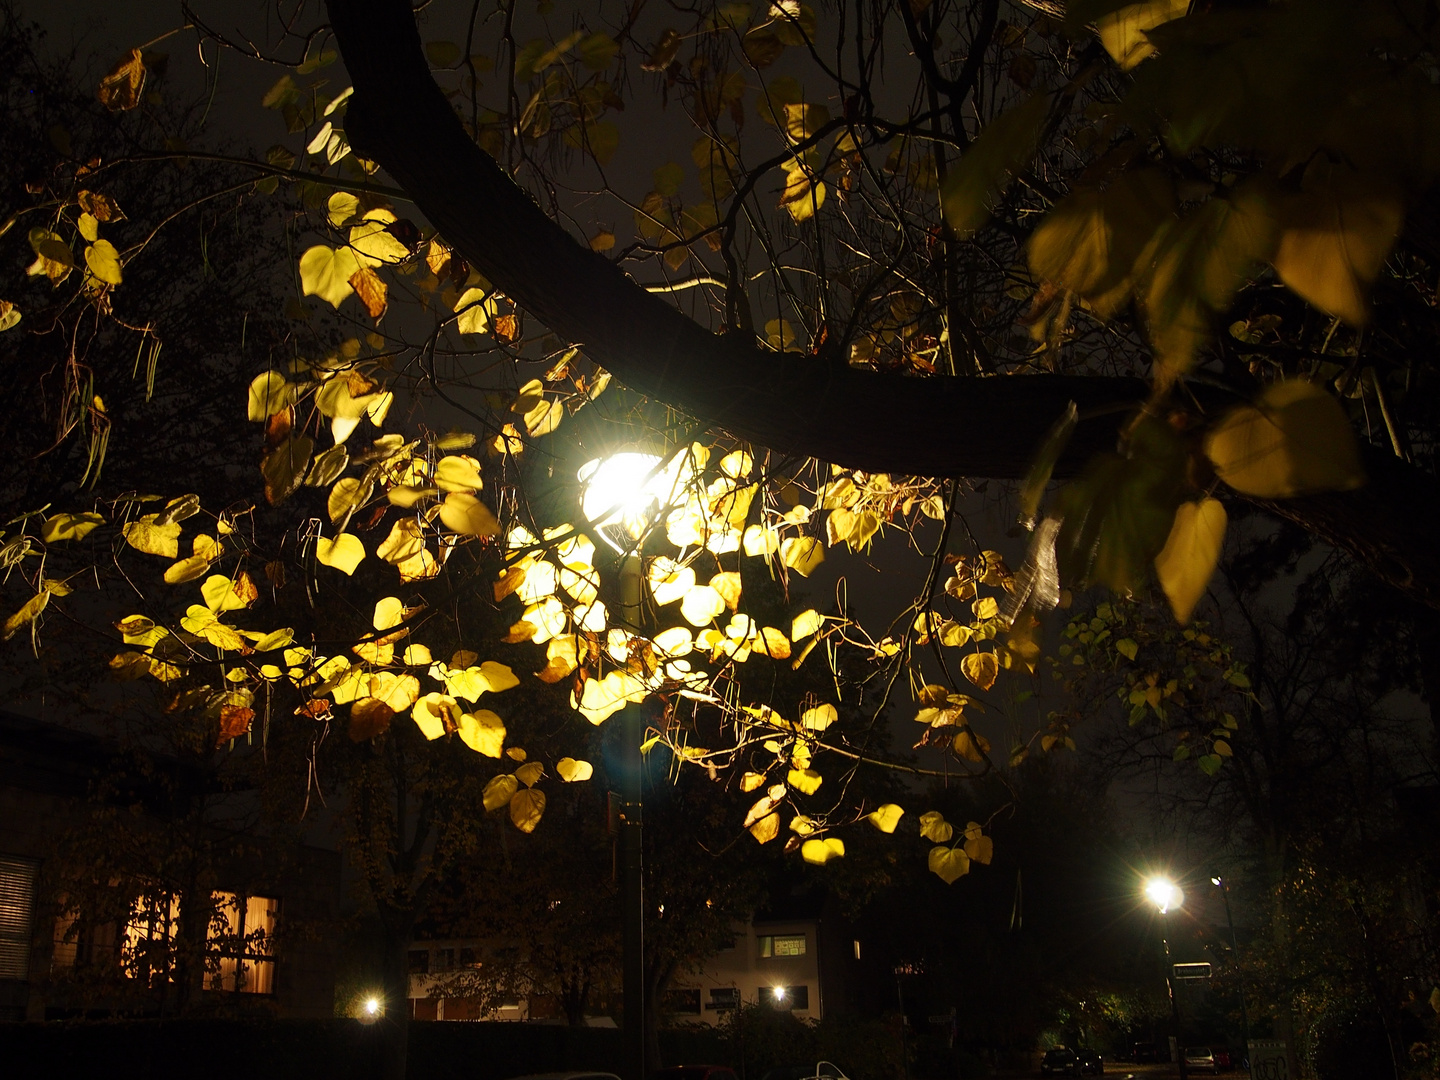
[578,452,666,545]
[358,994,383,1024]
[1145,876,1184,915]
[1144,876,1187,1080]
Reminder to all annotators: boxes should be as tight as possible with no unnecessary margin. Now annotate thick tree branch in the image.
[326,0,1440,609]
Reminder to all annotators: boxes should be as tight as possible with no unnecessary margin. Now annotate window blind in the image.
[0,855,38,980]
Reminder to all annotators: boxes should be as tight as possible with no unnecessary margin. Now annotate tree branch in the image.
[325,0,1440,610]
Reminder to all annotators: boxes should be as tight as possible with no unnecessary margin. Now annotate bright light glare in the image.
[1211,876,1222,886]
[1144,877,1183,913]
[578,453,664,537]
[773,986,787,1001]
[364,997,381,1016]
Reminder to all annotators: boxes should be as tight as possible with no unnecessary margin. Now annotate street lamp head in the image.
[359,995,383,1023]
[773,985,787,1001]
[1211,876,1223,886]
[578,452,665,544]
[1144,876,1183,914]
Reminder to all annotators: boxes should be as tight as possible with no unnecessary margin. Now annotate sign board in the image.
[1249,1039,1290,1080]
[1173,962,1212,980]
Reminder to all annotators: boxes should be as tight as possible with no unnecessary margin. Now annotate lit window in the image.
[0,856,37,980]
[853,939,862,960]
[123,889,180,987]
[208,892,277,994]
[758,933,806,958]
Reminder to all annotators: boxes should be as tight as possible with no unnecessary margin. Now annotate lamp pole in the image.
[1145,877,1187,1080]
[1212,876,1251,1052]
[1161,912,1188,1080]
[618,551,646,1080]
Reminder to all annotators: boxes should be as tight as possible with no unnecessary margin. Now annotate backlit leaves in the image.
[509,788,545,833]
[299,245,361,308]
[123,516,181,559]
[801,837,845,865]
[928,845,970,884]
[1154,499,1227,624]
[866,804,904,833]
[961,652,999,692]
[315,533,365,575]
[940,91,1051,236]
[97,49,146,110]
[1204,381,1365,498]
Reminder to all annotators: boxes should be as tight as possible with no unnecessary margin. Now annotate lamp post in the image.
[579,452,665,1080]
[1211,876,1250,1052]
[1144,877,1187,1080]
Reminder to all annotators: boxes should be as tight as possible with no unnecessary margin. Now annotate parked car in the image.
[654,1069,738,1080]
[759,1063,851,1080]
[1184,1047,1220,1074]
[1077,1050,1104,1076]
[1210,1047,1233,1070]
[1132,1043,1158,1063]
[1040,1047,1078,1076]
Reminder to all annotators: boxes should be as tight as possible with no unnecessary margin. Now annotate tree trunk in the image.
[644,964,669,1075]
[325,0,1440,611]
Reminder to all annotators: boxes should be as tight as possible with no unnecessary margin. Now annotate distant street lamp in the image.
[579,451,665,1080]
[1211,876,1251,1050]
[1144,876,1188,1080]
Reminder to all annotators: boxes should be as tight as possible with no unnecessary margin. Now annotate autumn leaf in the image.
[1204,381,1365,498]
[928,845,971,884]
[299,245,361,308]
[509,787,545,832]
[960,651,999,691]
[315,533,366,575]
[556,757,593,782]
[801,837,846,865]
[866,804,904,833]
[1154,499,1227,624]
[97,49,146,110]
[348,266,388,319]
[483,774,519,812]
[919,811,953,843]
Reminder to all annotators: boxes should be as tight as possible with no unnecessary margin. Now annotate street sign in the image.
[1173,962,1212,980]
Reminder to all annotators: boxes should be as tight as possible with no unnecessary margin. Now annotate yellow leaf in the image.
[787,768,823,795]
[919,811,953,843]
[928,845,970,884]
[574,670,647,724]
[748,811,780,844]
[1154,499,1227,624]
[3,589,50,640]
[866,803,905,833]
[953,729,991,763]
[963,833,994,865]
[299,245,362,308]
[315,533,366,575]
[434,455,484,492]
[680,584,726,627]
[556,757,593,782]
[1204,380,1365,498]
[483,773,519,812]
[514,760,544,787]
[509,787,545,832]
[780,536,824,577]
[201,573,257,612]
[457,709,506,756]
[377,518,426,564]
[0,301,22,333]
[801,837,846,865]
[453,287,496,335]
[438,492,501,537]
[349,209,411,267]
[801,703,837,731]
[710,571,743,610]
[961,651,999,692]
[791,609,822,640]
[164,554,212,584]
[1272,172,1403,326]
[373,596,405,631]
[247,372,295,421]
[1095,0,1190,69]
[740,771,766,792]
[1213,739,1233,757]
[327,192,360,228]
[122,516,181,558]
[84,240,123,286]
[41,512,104,543]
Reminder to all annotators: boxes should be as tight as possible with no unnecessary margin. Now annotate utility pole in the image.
[618,551,645,1080]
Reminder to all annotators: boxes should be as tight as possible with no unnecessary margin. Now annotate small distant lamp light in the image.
[360,995,382,1023]
[1211,876,1223,886]
[578,452,665,544]
[1144,876,1183,914]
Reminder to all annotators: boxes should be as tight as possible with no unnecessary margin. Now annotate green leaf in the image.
[940,91,1051,236]
[1116,637,1139,661]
